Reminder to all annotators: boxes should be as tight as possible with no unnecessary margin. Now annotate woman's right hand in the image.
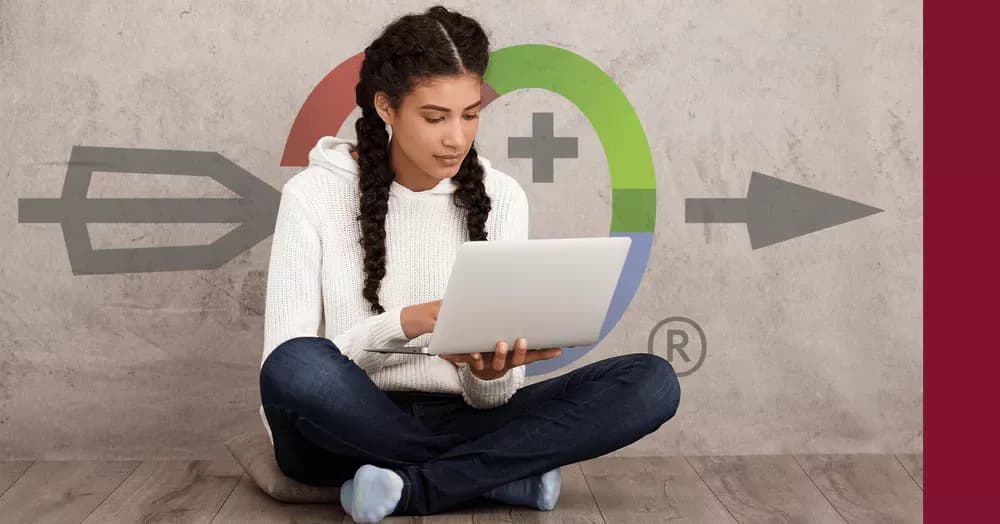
[400,299,442,339]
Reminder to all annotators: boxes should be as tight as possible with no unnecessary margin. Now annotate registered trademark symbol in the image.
[647,316,706,377]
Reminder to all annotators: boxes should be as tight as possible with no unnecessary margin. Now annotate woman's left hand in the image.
[439,337,562,380]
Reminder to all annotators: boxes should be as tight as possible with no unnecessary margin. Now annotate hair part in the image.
[354,5,492,314]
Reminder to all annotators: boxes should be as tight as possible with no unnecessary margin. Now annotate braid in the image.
[354,5,491,314]
[452,146,491,242]
[355,108,394,314]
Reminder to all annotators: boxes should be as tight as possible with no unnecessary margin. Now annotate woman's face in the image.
[375,73,482,181]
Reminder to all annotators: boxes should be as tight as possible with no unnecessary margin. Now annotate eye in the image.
[424,114,479,123]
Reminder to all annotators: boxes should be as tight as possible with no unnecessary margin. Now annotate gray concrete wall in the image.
[1,0,921,459]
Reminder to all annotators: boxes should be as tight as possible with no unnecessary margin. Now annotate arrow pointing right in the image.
[685,171,883,249]
[17,146,282,274]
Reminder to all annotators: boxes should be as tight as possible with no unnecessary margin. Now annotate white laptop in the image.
[363,236,631,356]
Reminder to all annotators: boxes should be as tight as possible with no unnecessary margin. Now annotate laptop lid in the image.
[427,236,631,355]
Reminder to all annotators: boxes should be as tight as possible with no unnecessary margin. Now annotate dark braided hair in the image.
[354,5,492,314]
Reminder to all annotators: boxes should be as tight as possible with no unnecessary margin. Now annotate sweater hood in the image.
[307,135,495,196]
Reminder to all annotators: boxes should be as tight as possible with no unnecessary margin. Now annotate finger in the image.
[525,347,562,364]
[494,341,509,371]
[440,354,469,365]
[512,337,528,367]
[472,352,484,371]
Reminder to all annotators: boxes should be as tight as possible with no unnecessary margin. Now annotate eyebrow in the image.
[418,99,482,112]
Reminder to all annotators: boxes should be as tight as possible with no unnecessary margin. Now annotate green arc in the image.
[484,44,656,232]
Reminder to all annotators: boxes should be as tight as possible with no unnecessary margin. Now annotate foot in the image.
[339,478,355,513]
[483,468,561,511]
[340,464,404,523]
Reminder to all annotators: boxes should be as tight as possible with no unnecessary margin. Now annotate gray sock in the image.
[339,464,403,523]
[339,478,355,513]
[483,468,561,511]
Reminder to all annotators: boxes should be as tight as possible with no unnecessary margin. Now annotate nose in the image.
[442,118,465,151]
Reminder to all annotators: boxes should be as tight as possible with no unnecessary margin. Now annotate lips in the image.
[435,154,462,160]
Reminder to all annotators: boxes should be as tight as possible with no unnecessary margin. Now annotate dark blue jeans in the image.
[259,336,681,516]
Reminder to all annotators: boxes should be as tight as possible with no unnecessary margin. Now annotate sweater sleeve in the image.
[457,179,531,408]
[262,186,410,374]
[330,303,411,375]
[458,362,526,409]
[262,187,324,367]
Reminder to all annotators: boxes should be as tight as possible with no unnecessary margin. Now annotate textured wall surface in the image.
[1,0,921,459]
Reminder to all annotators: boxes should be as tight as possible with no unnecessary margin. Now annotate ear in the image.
[373,91,395,126]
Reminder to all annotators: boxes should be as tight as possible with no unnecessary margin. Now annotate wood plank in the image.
[81,459,242,524]
[687,455,845,524]
[211,471,473,523]
[894,454,923,489]
[796,454,922,524]
[0,461,139,524]
[580,456,736,524]
[471,464,603,523]
[0,461,34,495]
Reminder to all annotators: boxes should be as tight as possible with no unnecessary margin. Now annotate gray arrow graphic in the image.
[18,146,281,274]
[685,171,883,249]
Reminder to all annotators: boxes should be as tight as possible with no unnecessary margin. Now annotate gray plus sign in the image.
[508,112,578,183]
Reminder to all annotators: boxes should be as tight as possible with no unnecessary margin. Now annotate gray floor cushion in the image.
[224,431,341,504]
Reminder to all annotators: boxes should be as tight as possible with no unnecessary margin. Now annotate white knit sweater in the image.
[259,136,529,445]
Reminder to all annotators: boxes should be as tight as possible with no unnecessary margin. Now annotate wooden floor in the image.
[0,454,922,523]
